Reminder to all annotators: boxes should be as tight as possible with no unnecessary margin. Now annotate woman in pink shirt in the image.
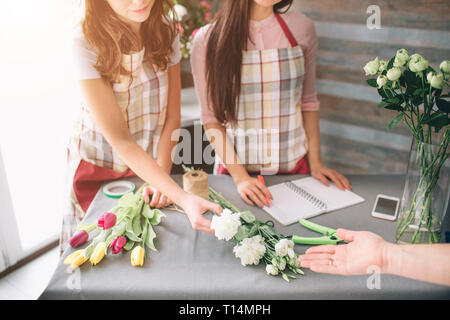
[191,0,351,208]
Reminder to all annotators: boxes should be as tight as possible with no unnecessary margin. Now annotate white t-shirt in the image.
[71,27,182,80]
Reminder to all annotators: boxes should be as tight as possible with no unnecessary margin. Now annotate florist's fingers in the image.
[150,190,161,207]
[202,200,223,216]
[240,191,255,207]
[336,228,357,242]
[191,214,214,234]
[305,245,337,254]
[157,195,168,208]
[324,170,345,190]
[255,179,273,200]
[298,253,333,262]
[250,185,269,207]
[337,173,352,190]
[309,262,342,275]
[315,172,330,187]
[247,188,265,208]
[142,187,152,204]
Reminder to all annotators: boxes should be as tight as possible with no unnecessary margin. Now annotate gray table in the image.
[40,175,450,299]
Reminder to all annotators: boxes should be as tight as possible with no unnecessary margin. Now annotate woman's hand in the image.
[310,163,351,190]
[142,186,173,209]
[298,229,389,275]
[180,193,223,234]
[235,175,272,208]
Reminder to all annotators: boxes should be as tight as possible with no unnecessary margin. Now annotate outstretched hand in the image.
[298,229,388,275]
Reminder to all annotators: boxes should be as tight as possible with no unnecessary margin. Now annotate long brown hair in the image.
[205,0,293,124]
[82,0,177,83]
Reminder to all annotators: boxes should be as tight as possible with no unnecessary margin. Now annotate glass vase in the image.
[395,131,450,244]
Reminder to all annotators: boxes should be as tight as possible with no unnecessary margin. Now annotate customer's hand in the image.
[180,193,223,234]
[298,229,388,275]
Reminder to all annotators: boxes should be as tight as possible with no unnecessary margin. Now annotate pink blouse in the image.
[190,10,320,125]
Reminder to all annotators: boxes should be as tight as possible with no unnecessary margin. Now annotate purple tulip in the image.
[110,236,127,254]
[69,230,89,248]
[97,212,117,230]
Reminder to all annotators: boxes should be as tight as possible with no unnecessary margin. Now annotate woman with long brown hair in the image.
[191,0,351,208]
[62,0,221,253]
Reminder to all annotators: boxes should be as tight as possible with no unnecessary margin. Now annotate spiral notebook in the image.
[262,177,365,226]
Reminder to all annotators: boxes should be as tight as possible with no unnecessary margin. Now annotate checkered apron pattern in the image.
[61,49,168,253]
[216,14,307,174]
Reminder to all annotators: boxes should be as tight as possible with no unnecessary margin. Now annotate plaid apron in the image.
[60,49,168,253]
[216,13,308,175]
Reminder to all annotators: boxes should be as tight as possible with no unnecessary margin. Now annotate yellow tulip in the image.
[90,242,107,266]
[131,246,145,267]
[63,249,88,269]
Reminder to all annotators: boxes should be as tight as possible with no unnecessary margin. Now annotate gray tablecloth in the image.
[40,174,450,299]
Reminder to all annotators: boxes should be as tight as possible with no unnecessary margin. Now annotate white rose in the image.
[210,209,241,241]
[376,75,388,88]
[364,57,380,76]
[266,264,279,276]
[408,54,429,73]
[386,67,402,81]
[440,60,450,74]
[393,49,409,67]
[427,72,444,89]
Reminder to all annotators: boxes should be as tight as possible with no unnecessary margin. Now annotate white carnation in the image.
[275,238,294,257]
[233,235,266,266]
[210,209,241,241]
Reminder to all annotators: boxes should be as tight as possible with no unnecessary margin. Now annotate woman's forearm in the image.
[114,138,186,204]
[302,111,322,169]
[156,117,180,174]
[383,243,450,286]
[204,123,249,183]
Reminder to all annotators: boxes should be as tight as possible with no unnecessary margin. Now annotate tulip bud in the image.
[377,75,388,88]
[427,72,444,89]
[131,246,145,267]
[97,212,117,230]
[90,242,107,265]
[364,57,380,76]
[393,49,409,67]
[387,67,402,81]
[408,54,429,73]
[64,249,89,269]
[69,230,89,248]
[110,236,127,254]
[440,60,450,74]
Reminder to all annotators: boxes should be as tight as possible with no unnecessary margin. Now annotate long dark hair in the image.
[205,0,293,124]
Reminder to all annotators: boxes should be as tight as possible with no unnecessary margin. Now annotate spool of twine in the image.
[183,170,209,200]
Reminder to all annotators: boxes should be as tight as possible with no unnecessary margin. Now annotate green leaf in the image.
[123,239,135,251]
[145,224,157,251]
[377,101,389,108]
[404,70,418,88]
[125,231,142,242]
[426,112,449,132]
[436,98,450,113]
[366,78,377,88]
[132,214,142,236]
[247,222,260,238]
[386,57,395,70]
[282,273,290,282]
[233,225,250,242]
[118,192,137,208]
[388,113,403,130]
[142,204,155,220]
[149,209,166,226]
[239,210,256,224]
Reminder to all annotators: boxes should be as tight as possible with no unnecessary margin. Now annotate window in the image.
[0,0,79,266]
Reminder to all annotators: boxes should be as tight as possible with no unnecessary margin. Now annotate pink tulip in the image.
[110,236,127,254]
[69,230,89,248]
[97,212,117,230]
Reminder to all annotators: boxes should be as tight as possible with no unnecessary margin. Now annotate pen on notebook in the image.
[257,175,271,207]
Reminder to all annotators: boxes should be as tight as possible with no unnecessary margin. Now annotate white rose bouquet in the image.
[364,50,450,244]
[184,166,304,282]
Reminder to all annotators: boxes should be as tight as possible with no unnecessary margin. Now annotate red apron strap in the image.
[274,13,298,47]
[216,157,310,175]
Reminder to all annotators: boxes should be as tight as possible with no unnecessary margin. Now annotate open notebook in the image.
[263,177,365,226]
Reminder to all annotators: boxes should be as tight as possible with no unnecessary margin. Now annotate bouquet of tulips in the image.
[64,184,165,269]
[183,166,303,282]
